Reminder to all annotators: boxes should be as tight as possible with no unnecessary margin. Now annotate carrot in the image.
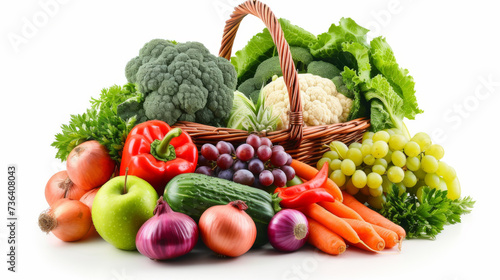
[342,191,406,241]
[370,223,400,250]
[318,200,364,221]
[342,218,385,251]
[346,240,380,252]
[307,218,346,255]
[291,159,343,202]
[299,203,361,244]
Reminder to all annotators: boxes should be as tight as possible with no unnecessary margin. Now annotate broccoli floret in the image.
[237,77,263,104]
[116,93,148,123]
[254,56,282,84]
[253,47,314,84]
[289,46,313,71]
[307,61,341,79]
[123,39,237,127]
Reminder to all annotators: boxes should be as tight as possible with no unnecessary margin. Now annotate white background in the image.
[1,0,499,279]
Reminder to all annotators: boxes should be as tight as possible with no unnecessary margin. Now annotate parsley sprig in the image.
[51,84,140,162]
[379,185,475,239]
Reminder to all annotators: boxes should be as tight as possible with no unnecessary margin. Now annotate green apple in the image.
[92,175,158,250]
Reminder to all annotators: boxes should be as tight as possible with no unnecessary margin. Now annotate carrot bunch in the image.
[290,160,406,255]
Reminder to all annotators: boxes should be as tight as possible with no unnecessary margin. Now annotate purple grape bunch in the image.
[195,135,295,188]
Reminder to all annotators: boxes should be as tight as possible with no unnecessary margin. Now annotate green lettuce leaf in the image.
[310,17,369,61]
[341,67,369,121]
[364,75,406,136]
[230,18,316,83]
[348,89,370,121]
[341,42,371,83]
[341,67,363,91]
[370,37,423,119]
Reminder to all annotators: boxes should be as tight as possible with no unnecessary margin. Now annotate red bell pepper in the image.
[274,163,334,208]
[120,120,198,195]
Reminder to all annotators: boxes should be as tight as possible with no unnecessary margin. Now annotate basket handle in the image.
[219,0,303,146]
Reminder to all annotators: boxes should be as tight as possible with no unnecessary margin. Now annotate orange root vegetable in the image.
[370,223,400,250]
[342,218,385,251]
[299,203,361,244]
[342,191,406,241]
[346,241,380,252]
[318,201,364,221]
[38,198,92,242]
[291,160,343,202]
[307,218,346,255]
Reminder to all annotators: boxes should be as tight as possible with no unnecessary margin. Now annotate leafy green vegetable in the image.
[231,17,423,133]
[341,41,371,83]
[231,18,316,83]
[310,17,369,69]
[364,75,407,137]
[370,37,423,119]
[379,185,475,239]
[51,84,139,162]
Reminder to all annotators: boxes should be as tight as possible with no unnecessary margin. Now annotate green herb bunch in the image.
[379,185,475,239]
[52,83,141,162]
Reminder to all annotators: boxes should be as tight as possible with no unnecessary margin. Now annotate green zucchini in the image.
[164,173,280,247]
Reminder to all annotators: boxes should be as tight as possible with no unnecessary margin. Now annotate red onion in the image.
[268,209,309,252]
[136,197,198,260]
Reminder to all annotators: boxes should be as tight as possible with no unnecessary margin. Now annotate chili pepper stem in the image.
[151,128,182,162]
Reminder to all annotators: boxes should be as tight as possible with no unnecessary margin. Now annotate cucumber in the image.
[164,173,280,247]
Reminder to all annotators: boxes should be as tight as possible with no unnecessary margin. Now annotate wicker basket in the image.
[172,0,370,166]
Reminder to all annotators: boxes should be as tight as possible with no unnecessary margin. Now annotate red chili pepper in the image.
[274,162,329,198]
[120,120,198,195]
[274,163,333,208]
[278,188,335,209]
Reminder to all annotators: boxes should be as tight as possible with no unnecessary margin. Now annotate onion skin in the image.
[38,198,92,242]
[136,197,198,260]
[45,170,87,206]
[268,209,309,252]
[79,187,101,237]
[66,140,115,191]
[199,200,256,257]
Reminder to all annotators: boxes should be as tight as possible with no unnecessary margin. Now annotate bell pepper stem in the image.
[151,128,182,162]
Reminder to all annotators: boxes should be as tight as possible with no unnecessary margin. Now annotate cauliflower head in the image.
[262,74,352,130]
[123,39,237,127]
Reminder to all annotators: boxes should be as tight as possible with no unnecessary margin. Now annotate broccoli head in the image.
[123,39,237,127]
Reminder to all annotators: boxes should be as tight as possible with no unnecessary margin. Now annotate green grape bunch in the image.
[318,129,460,210]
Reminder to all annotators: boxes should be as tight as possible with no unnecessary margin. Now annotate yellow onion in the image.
[199,200,256,257]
